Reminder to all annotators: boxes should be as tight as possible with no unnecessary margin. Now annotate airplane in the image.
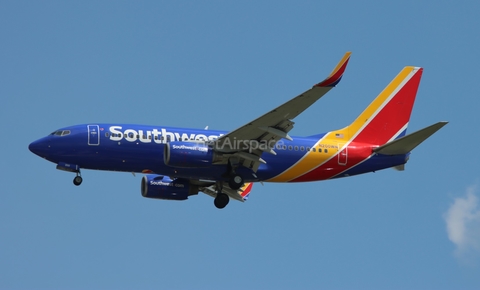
[29,52,448,209]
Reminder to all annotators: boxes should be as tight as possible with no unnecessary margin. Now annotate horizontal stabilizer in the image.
[374,121,448,155]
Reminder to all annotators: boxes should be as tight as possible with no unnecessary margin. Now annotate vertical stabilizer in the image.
[334,66,423,146]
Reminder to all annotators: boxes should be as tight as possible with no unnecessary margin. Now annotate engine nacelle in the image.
[141,175,198,200]
[164,141,216,168]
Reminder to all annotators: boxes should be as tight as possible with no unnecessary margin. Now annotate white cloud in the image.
[444,185,480,262]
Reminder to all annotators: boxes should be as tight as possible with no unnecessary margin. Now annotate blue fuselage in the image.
[29,124,408,183]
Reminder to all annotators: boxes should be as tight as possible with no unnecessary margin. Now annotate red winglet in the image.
[240,183,253,200]
[316,52,351,87]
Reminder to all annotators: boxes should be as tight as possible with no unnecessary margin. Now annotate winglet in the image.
[315,51,351,87]
[240,183,253,200]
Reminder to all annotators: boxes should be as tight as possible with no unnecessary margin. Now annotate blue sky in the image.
[1,1,480,289]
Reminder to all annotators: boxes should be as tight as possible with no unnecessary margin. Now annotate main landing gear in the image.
[213,158,245,209]
[73,172,83,186]
[228,174,244,190]
[213,175,245,209]
[214,192,229,209]
[226,158,244,190]
[213,181,230,209]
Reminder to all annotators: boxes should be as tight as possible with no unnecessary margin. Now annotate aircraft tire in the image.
[214,193,229,209]
[73,176,83,186]
[228,175,244,190]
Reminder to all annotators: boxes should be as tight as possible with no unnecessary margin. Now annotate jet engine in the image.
[164,141,217,168]
[141,175,198,200]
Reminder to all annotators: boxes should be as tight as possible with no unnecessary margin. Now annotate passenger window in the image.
[325,149,328,153]
[306,147,310,151]
[288,145,293,150]
[312,148,316,152]
[105,132,110,137]
[294,146,298,151]
[300,146,305,151]
[318,148,322,153]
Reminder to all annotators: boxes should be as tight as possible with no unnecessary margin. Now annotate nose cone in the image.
[29,137,50,158]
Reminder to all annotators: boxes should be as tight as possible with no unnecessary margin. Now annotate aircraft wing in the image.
[212,52,351,171]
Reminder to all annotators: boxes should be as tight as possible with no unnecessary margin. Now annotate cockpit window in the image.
[51,130,71,136]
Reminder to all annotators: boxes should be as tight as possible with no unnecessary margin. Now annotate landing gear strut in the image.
[226,158,244,190]
[73,172,83,186]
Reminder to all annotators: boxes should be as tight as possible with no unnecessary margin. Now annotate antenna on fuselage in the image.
[204,126,209,130]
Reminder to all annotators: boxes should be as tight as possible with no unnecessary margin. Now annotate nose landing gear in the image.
[73,172,83,186]
[56,162,83,186]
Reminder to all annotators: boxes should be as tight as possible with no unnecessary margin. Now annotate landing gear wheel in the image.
[228,175,244,190]
[73,176,83,186]
[214,193,229,209]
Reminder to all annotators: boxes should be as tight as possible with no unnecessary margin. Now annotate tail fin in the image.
[334,66,423,145]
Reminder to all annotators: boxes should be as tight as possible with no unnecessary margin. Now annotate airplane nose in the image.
[29,137,50,157]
